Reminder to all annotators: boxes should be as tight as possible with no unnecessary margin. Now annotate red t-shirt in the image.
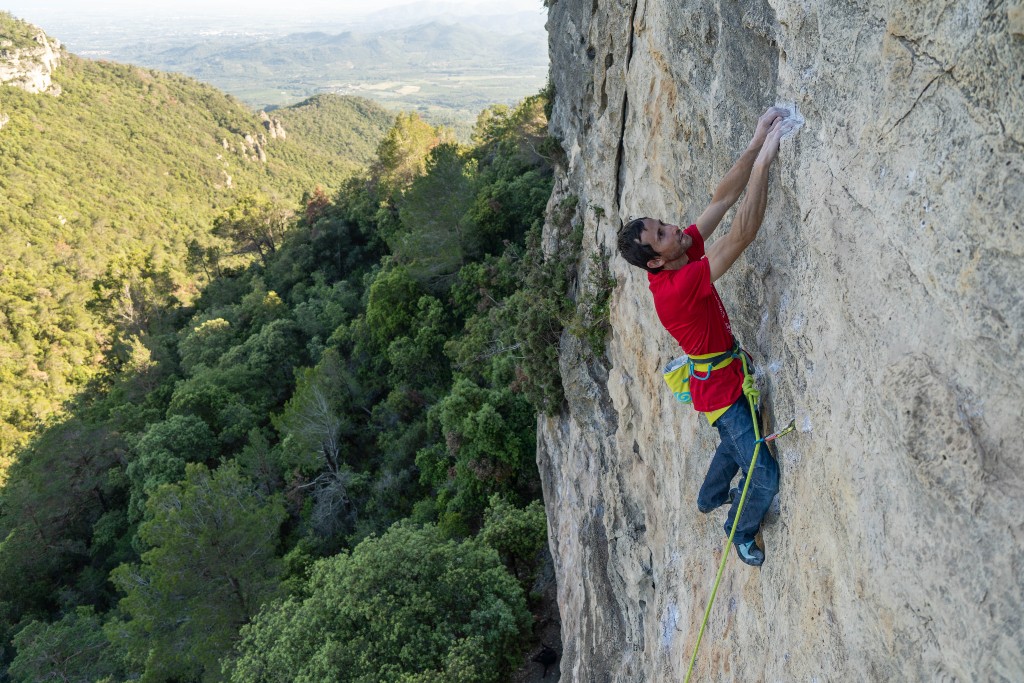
[647,224,744,412]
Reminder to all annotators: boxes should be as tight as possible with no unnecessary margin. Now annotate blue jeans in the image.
[696,395,780,545]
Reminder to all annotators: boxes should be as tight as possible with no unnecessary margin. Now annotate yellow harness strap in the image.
[692,345,749,425]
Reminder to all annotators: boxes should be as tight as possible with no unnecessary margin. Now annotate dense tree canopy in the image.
[8,607,116,683]
[227,521,531,683]
[110,463,286,682]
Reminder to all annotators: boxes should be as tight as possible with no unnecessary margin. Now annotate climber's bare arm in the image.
[707,118,795,282]
[695,107,788,241]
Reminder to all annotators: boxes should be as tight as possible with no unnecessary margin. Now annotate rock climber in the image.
[615,107,797,566]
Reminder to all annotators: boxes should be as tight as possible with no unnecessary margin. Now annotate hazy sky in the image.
[4,0,541,21]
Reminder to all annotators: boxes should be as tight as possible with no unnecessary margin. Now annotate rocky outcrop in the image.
[0,23,62,95]
[540,1,1023,681]
[261,111,287,140]
[221,130,274,164]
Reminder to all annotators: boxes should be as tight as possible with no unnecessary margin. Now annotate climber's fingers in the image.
[752,106,790,146]
[769,118,798,140]
[760,106,789,124]
[756,119,797,164]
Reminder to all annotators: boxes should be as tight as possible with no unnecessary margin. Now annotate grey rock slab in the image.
[540,0,1024,681]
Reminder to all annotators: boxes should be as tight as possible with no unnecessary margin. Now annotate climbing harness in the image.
[661,339,741,404]
[662,345,796,683]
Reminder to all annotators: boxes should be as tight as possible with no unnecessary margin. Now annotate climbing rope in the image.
[683,352,794,683]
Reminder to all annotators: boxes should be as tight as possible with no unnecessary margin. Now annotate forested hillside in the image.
[0,64,587,677]
[0,26,393,466]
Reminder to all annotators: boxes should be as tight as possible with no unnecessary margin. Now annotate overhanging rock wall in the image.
[538,1,1023,680]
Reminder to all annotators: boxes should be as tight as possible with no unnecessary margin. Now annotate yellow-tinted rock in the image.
[540,1,1023,680]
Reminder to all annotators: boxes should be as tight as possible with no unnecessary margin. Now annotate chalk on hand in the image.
[775,101,805,140]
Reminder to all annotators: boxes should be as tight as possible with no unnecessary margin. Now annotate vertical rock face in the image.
[0,25,62,95]
[540,1,1023,681]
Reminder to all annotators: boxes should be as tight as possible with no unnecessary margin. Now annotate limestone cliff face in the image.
[0,25,62,95]
[539,1,1023,681]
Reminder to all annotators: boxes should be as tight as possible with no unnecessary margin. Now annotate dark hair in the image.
[616,217,663,273]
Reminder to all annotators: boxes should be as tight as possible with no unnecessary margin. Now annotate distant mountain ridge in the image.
[100,20,548,114]
[152,21,546,76]
[346,1,545,34]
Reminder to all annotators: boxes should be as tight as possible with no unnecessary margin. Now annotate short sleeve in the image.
[684,224,704,261]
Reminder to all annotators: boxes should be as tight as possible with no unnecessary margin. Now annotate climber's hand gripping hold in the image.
[694,106,790,244]
[750,105,789,149]
[706,114,797,282]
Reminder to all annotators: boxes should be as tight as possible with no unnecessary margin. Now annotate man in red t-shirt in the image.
[615,107,796,566]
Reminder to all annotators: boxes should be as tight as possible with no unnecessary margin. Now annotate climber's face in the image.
[639,218,691,270]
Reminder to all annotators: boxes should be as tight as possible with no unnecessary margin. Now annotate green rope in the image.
[683,353,773,683]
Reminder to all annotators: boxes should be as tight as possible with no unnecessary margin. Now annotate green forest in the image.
[0,17,606,682]
[0,42,393,468]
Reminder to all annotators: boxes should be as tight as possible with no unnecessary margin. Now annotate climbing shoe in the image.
[697,487,739,514]
[735,540,765,567]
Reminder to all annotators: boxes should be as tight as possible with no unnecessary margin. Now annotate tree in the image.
[125,414,218,521]
[89,250,178,343]
[395,142,477,283]
[9,607,118,683]
[302,185,332,225]
[109,463,286,683]
[185,238,224,283]
[463,95,555,263]
[373,112,441,194]
[417,377,536,526]
[364,265,424,347]
[478,495,548,590]
[471,94,550,170]
[371,113,447,249]
[385,295,452,391]
[276,349,367,540]
[168,318,306,445]
[0,420,125,625]
[277,349,351,474]
[213,195,295,267]
[178,317,234,375]
[227,521,530,683]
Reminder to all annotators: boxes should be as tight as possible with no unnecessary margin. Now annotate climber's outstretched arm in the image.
[706,118,796,282]
[695,106,789,241]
